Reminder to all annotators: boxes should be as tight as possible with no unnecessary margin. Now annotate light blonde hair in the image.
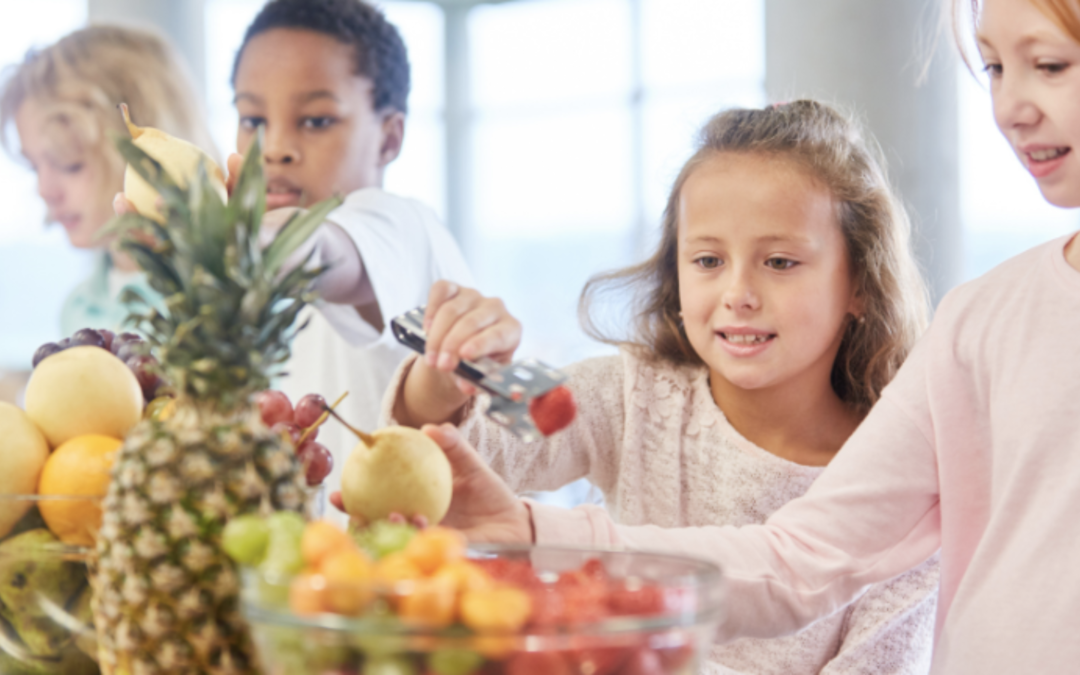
[0,25,218,196]
[580,100,930,412]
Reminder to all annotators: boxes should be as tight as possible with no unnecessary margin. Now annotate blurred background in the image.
[0,0,1076,385]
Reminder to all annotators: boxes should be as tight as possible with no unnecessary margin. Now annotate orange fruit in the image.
[37,434,121,547]
[403,526,467,575]
[321,548,375,615]
[302,519,356,569]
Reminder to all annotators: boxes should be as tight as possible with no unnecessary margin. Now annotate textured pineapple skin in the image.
[91,401,308,675]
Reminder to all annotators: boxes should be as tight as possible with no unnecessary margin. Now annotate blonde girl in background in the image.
[378,101,940,674]
[0,25,219,336]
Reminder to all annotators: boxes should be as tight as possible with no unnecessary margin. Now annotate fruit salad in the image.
[231,518,724,675]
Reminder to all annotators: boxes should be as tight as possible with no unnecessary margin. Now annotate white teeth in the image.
[724,333,771,345]
[1029,148,1068,161]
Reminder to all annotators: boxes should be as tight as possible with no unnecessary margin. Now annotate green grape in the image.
[258,511,306,577]
[357,520,417,559]
[267,510,306,539]
[222,514,271,566]
[428,648,485,675]
[363,655,418,675]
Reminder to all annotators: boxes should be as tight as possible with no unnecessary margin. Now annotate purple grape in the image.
[98,329,116,352]
[70,328,106,349]
[110,332,141,356]
[271,422,302,446]
[32,343,62,368]
[296,441,333,486]
[57,338,71,350]
[127,355,161,401]
[294,393,327,430]
[115,337,145,363]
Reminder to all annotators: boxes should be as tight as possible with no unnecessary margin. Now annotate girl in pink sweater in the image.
[381,101,940,674]
[389,0,1080,673]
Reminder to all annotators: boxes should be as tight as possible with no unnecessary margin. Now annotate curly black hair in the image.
[231,0,410,114]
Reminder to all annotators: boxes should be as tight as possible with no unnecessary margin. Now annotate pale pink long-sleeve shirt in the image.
[528,235,1080,674]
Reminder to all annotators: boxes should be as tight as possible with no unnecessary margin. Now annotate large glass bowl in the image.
[0,495,100,675]
[242,544,725,675]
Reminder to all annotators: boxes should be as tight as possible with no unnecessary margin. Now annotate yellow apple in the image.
[341,426,453,525]
[24,346,143,448]
[120,103,227,223]
[0,402,50,537]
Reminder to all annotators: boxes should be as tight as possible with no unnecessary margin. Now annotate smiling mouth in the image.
[720,332,775,345]
[1027,147,1070,162]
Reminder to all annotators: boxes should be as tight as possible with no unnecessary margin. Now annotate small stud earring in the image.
[857,315,866,324]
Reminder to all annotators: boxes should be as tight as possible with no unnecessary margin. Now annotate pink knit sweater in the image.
[383,350,938,674]
[523,235,1080,674]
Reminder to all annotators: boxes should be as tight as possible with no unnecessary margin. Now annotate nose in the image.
[722,264,761,313]
[36,166,63,208]
[263,124,300,165]
[993,69,1041,132]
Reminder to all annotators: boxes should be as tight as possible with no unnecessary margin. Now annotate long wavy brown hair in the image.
[580,100,930,412]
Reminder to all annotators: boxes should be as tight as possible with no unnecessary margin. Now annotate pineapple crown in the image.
[107,130,342,408]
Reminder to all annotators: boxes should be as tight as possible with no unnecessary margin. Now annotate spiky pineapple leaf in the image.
[111,128,334,406]
[114,136,189,220]
[262,196,343,275]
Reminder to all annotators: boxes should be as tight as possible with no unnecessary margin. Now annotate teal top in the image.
[60,252,163,337]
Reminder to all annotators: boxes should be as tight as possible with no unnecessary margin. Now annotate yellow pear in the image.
[340,426,453,525]
[24,346,143,448]
[0,402,50,537]
[120,103,227,223]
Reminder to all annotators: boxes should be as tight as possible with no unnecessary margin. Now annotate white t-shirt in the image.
[277,188,474,520]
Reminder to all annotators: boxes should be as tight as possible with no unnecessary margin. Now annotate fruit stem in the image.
[118,103,142,139]
[321,404,376,446]
[298,391,348,445]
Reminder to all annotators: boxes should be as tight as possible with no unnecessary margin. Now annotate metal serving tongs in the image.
[390,306,568,442]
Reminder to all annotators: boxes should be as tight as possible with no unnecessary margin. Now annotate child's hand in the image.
[422,281,523,397]
[225,152,242,196]
[328,424,532,544]
[112,192,137,216]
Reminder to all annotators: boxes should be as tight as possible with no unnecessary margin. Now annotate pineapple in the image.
[91,129,341,675]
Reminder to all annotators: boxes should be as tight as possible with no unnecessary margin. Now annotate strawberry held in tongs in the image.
[391,306,577,441]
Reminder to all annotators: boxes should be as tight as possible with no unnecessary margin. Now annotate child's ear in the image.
[378,111,406,167]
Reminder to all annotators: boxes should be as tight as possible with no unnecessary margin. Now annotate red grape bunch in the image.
[254,390,333,487]
[32,328,164,403]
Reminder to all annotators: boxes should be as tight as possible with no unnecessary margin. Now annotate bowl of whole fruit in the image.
[231,517,725,675]
[0,495,100,675]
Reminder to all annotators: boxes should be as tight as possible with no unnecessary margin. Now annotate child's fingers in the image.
[430,295,510,372]
[458,312,522,364]
[423,280,461,331]
[225,153,243,194]
[329,490,345,512]
[112,192,136,216]
[423,286,485,368]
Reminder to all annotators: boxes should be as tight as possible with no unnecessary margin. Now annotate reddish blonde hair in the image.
[580,101,930,412]
[953,0,1080,66]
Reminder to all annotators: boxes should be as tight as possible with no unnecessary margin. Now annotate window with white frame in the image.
[468,0,766,367]
[0,0,90,370]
